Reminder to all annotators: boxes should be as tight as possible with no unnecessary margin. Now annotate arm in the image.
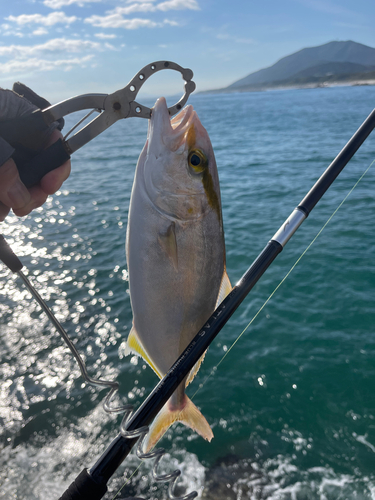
[0,87,71,221]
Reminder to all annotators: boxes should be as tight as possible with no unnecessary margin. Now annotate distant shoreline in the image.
[199,79,375,96]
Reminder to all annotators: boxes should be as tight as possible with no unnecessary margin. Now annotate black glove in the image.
[0,84,64,168]
[12,82,64,131]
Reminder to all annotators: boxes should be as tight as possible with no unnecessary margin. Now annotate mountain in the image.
[208,41,375,93]
[288,61,375,80]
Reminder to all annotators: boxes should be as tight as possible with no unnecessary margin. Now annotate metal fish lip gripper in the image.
[0,61,196,188]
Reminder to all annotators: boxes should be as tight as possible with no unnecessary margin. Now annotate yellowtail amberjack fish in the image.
[125,97,231,451]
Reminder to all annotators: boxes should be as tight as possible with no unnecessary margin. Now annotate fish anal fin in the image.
[215,269,232,308]
[158,222,178,271]
[127,327,162,379]
[144,395,213,452]
[186,350,207,387]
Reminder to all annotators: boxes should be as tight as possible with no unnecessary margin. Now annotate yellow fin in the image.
[158,222,178,271]
[215,269,232,308]
[186,350,207,387]
[126,327,162,378]
[144,396,213,452]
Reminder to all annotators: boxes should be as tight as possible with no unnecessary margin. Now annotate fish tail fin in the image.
[144,396,213,452]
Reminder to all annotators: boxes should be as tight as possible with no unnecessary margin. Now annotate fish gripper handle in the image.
[0,234,23,273]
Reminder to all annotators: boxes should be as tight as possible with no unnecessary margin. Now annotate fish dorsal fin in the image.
[158,222,178,271]
[186,350,207,387]
[215,269,232,309]
[126,327,162,379]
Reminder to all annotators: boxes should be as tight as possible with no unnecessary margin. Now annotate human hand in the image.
[0,87,71,221]
[0,130,71,221]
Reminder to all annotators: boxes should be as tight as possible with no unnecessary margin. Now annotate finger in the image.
[0,201,11,222]
[40,160,71,195]
[45,128,62,148]
[39,128,71,194]
[0,158,31,210]
[12,185,48,217]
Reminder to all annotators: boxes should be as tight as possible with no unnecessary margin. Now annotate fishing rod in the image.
[1,105,374,498]
[55,106,375,499]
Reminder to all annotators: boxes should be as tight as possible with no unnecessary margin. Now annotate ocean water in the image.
[0,84,375,499]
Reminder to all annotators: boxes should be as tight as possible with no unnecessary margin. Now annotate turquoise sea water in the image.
[0,85,375,499]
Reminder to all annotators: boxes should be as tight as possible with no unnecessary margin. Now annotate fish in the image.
[125,96,231,451]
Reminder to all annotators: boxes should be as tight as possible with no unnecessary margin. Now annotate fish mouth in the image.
[149,97,196,153]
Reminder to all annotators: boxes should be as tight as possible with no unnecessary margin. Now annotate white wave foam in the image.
[229,455,375,500]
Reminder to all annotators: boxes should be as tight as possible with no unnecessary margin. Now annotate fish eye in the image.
[188,149,208,174]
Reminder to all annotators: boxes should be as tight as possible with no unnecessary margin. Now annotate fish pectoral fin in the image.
[158,222,178,271]
[144,396,213,452]
[186,350,207,387]
[215,269,232,308]
[126,327,162,379]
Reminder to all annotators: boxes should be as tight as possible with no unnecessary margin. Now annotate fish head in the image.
[142,97,221,221]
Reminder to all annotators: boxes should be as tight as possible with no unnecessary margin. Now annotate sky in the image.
[0,0,375,104]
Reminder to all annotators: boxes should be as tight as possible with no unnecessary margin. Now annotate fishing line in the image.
[111,462,143,500]
[191,157,375,400]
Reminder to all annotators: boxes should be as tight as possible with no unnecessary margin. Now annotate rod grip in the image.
[58,469,107,500]
[16,139,71,188]
[0,235,23,272]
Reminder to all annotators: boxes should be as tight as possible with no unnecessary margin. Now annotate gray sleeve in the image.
[0,136,15,166]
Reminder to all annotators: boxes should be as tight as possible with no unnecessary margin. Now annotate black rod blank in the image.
[298,108,375,216]
[58,106,375,500]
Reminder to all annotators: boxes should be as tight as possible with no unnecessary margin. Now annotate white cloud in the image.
[102,42,115,50]
[157,0,199,11]
[0,35,114,78]
[85,14,176,29]
[112,0,199,15]
[44,0,100,8]
[95,33,117,39]
[6,12,78,27]
[112,3,156,15]
[0,55,93,74]
[0,23,22,37]
[0,38,106,58]
[33,27,49,36]
[0,24,24,37]
[82,0,196,31]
